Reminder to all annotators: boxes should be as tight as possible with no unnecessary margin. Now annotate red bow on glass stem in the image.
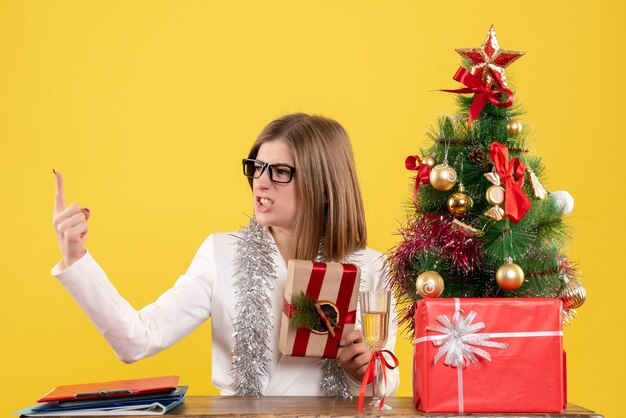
[357,350,399,411]
[490,142,531,223]
[405,155,431,208]
[442,67,514,127]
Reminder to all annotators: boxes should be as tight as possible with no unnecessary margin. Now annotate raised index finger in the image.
[54,170,66,213]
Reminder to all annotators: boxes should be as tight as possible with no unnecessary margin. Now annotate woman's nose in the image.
[254,167,272,188]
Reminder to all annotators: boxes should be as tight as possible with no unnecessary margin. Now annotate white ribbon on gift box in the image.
[414,298,563,413]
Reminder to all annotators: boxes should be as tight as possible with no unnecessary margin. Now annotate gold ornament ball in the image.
[506,119,523,135]
[423,155,436,168]
[486,185,506,206]
[429,163,458,191]
[496,262,525,290]
[560,281,586,309]
[447,190,474,216]
[416,271,445,298]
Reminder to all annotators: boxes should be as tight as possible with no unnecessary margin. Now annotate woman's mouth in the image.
[258,197,274,207]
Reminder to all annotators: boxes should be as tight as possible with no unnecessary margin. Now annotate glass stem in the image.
[375,357,384,401]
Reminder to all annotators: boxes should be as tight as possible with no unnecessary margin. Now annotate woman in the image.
[52,113,399,397]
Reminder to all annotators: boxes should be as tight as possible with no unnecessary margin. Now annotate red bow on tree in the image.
[442,67,514,127]
[489,142,531,223]
[405,155,431,208]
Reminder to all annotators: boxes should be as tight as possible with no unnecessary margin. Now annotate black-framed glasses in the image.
[242,159,296,184]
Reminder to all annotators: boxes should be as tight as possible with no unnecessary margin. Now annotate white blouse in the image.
[52,229,399,396]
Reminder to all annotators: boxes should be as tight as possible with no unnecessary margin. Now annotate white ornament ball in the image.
[551,191,575,216]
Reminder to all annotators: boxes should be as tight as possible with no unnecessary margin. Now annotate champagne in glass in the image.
[359,290,392,410]
[362,311,388,349]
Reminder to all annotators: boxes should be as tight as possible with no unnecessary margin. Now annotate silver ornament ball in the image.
[550,190,575,216]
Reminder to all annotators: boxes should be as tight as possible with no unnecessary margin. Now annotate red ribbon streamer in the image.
[405,155,431,208]
[441,67,514,127]
[357,350,399,411]
[489,142,531,223]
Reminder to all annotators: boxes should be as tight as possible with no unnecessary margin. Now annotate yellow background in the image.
[1,1,624,416]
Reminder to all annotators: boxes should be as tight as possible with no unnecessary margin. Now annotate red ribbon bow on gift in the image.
[405,155,431,208]
[489,141,531,223]
[357,350,399,411]
[441,67,514,127]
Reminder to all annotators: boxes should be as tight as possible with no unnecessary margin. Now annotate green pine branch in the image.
[290,292,320,330]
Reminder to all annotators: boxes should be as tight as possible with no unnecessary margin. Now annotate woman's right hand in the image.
[52,171,91,269]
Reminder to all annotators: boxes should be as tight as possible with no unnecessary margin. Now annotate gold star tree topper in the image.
[455,25,525,89]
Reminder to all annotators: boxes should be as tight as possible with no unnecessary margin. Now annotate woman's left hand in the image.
[337,330,371,381]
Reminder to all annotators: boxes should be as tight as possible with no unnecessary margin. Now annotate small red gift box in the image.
[278,259,360,358]
[413,298,565,413]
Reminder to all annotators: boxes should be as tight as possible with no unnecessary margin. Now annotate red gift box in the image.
[278,260,360,358]
[413,298,564,413]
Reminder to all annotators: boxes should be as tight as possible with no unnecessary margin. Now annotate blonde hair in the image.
[247,113,367,261]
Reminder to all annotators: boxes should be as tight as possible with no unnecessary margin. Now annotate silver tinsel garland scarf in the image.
[317,242,354,399]
[230,218,277,396]
[319,358,352,398]
[229,218,352,398]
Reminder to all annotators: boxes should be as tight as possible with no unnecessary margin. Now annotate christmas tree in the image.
[389,26,586,336]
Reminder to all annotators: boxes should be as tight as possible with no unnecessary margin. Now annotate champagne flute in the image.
[359,290,391,411]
